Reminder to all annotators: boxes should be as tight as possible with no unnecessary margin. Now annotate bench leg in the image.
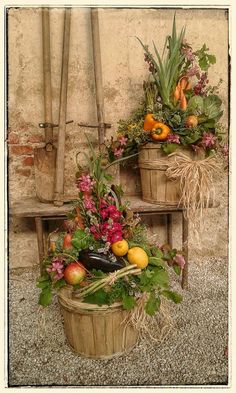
[35,217,45,274]
[181,212,189,289]
[166,214,173,247]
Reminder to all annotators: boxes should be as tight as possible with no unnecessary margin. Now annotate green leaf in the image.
[83,289,108,306]
[148,257,166,268]
[36,280,51,289]
[162,290,183,304]
[161,143,179,154]
[145,292,161,316]
[150,268,169,288]
[54,279,66,289]
[187,95,204,115]
[150,246,163,258]
[173,264,181,276]
[38,286,53,307]
[122,294,136,310]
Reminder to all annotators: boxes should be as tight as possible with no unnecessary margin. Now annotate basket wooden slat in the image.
[58,286,138,359]
[139,143,197,205]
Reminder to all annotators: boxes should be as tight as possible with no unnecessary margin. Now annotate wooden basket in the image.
[138,143,198,205]
[58,286,138,359]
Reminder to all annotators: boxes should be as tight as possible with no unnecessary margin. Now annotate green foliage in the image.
[161,290,183,304]
[84,288,108,305]
[137,16,186,108]
[145,292,161,316]
[71,229,95,252]
[194,44,216,71]
[122,294,136,310]
[173,264,181,276]
[148,256,166,268]
[38,285,53,307]
[161,143,179,154]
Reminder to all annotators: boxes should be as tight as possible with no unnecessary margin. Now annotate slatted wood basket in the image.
[58,286,138,359]
[138,143,200,205]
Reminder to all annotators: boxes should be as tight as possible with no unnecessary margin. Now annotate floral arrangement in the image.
[106,16,228,160]
[37,140,184,316]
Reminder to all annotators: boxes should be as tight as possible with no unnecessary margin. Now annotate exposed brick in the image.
[22,156,34,166]
[16,168,31,177]
[27,135,44,143]
[8,132,20,144]
[10,145,33,156]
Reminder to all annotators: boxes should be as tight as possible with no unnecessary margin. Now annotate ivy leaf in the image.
[38,286,53,307]
[54,279,66,289]
[173,264,181,276]
[145,292,161,316]
[149,257,166,268]
[122,294,136,310]
[83,289,108,306]
[36,280,51,289]
[162,290,183,304]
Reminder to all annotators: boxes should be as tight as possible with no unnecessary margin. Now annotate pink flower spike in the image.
[118,135,128,146]
[201,132,216,148]
[167,133,181,144]
[113,147,124,158]
[83,195,97,213]
[77,174,95,193]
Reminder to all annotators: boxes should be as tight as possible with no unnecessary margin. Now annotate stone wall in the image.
[8,7,229,268]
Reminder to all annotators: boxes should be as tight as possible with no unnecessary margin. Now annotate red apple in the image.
[63,262,86,285]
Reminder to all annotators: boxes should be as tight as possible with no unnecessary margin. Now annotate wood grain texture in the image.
[58,286,138,359]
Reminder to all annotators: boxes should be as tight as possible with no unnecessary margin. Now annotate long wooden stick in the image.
[42,7,53,151]
[91,8,106,147]
[54,8,71,206]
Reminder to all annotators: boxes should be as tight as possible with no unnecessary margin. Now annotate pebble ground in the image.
[8,257,229,387]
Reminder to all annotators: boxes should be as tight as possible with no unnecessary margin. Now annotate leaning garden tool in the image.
[91,8,108,148]
[54,8,71,206]
[34,7,56,203]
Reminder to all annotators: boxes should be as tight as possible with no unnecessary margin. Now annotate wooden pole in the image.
[42,7,53,151]
[54,8,71,206]
[91,8,106,147]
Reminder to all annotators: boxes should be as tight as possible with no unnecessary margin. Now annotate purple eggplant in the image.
[79,250,125,272]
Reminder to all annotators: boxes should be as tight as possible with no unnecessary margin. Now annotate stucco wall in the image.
[8,7,229,268]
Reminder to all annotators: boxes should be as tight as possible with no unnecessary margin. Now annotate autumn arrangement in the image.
[37,141,184,329]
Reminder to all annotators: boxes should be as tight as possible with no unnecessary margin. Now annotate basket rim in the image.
[58,285,123,312]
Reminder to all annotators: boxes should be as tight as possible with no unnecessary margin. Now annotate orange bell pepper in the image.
[151,122,171,141]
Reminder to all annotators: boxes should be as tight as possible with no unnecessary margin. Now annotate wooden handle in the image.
[54,8,71,205]
[42,7,53,151]
[91,8,106,146]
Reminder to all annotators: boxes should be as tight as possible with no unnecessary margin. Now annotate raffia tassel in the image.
[165,152,222,238]
[122,294,173,344]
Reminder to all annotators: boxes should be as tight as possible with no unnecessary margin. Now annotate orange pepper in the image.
[151,122,171,141]
[143,114,157,131]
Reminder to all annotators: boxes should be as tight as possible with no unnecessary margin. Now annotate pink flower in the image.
[173,254,186,269]
[186,64,200,78]
[100,198,109,209]
[77,174,95,193]
[181,46,195,62]
[191,144,201,152]
[113,147,124,158]
[90,225,101,240]
[118,135,128,146]
[46,259,64,281]
[167,133,181,144]
[83,195,97,213]
[201,132,216,148]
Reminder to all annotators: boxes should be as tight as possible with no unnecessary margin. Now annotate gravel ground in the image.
[8,257,229,387]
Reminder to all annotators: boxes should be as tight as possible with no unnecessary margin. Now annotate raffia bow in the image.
[165,152,222,236]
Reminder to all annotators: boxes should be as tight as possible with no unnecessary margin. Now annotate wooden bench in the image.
[9,196,189,288]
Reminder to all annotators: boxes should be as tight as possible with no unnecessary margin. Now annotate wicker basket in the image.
[138,143,200,205]
[58,286,138,359]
